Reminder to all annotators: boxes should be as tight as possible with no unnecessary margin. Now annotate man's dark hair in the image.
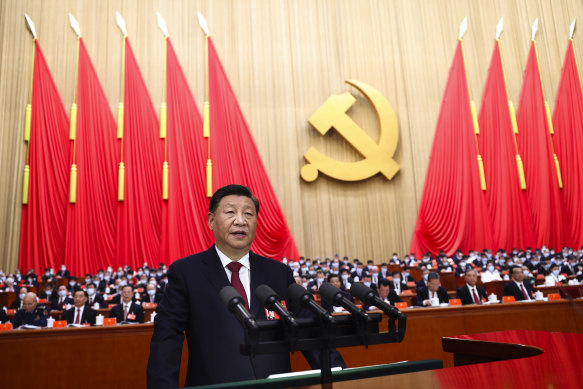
[121,284,134,292]
[87,282,96,288]
[427,272,440,282]
[378,279,391,288]
[208,184,259,214]
[510,265,522,275]
[327,273,340,283]
[74,289,88,299]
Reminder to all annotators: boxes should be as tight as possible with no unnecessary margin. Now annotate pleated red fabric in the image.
[207,38,299,261]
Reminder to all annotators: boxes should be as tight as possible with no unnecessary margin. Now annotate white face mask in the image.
[45,290,52,296]
[59,290,67,297]
[19,293,26,299]
[488,266,495,272]
[364,282,371,287]
[147,290,156,296]
[87,288,95,296]
[69,281,76,286]
[553,270,560,276]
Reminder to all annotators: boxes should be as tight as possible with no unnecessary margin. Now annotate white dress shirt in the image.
[216,246,251,305]
[74,305,85,323]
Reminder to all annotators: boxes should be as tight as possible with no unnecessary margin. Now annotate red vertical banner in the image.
[116,39,163,269]
[207,38,299,261]
[160,38,213,263]
[64,39,119,275]
[19,40,70,273]
[410,41,492,257]
[553,40,583,249]
[516,41,564,249]
[478,41,535,251]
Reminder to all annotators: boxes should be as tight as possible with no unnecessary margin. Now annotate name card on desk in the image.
[448,299,462,306]
[503,296,515,303]
[548,293,561,300]
[53,320,67,328]
[108,304,117,309]
[104,318,116,326]
[6,309,16,315]
[0,323,12,331]
[143,302,157,309]
[395,302,408,310]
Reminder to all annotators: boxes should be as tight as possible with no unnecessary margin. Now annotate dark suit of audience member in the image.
[63,306,97,326]
[142,290,162,305]
[389,278,408,294]
[109,302,144,323]
[416,285,450,306]
[9,296,24,309]
[503,280,535,301]
[0,309,8,323]
[456,284,487,305]
[57,269,70,278]
[86,292,105,309]
[52,295,74,310]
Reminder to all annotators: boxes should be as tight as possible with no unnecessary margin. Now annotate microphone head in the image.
[288,283,313,306]
[319,282,343,305]
[255,284,279,309]
[351,282,375,302]
[219,286,243,310]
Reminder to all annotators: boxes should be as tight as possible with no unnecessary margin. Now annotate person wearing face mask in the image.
[390,271,407,294]
[142,283,162,304]
[3,276,16,292]
[66,276,80,293]
[85,282,105,308]
[39,283,57,305]
[9,287,29,309]
[545,264,566,286]
[480,261,503,283]
[339,269,353,291]
[320,274,355,312]
[561,256,576,276]
[57,265,70,279]
[52,285,74,310]
[416,268,430,293]
[42,267,56,282]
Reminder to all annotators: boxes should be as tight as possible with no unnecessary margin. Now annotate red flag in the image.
[161,39,213,263]
[410,41,492,256]
[19,40,70,272]
[116,39,163,269]
[516,42,564,249]
[207,38,299,260]
[65,39,119,275]
[478,41,535,251]
[553,40,583,249]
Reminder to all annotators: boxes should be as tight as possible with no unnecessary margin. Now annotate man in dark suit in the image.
[63,289,97,326]
[85,282,105,309]
[11,293,49,328]
[504,266,535,301]
[456,269,487,305]
[374,278,402,306]
[321,273,354,311]
[52,285,74,310]
[109,285,144,323]
[389,271,408,294]
[147,185,344,388]
[56,265,70,279]
[417,272,450,306]
[9,287,28,309]
[142,283,162,304]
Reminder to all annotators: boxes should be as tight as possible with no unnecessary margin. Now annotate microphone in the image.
[287,283,335,325]
[219,286,258,331]
[350,282,403,319]
[319,283,368,321]
[255,284,297,328]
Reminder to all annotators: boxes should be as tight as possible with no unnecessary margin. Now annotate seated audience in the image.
[3,276,16,292]
[503,266,535,301]
[39,283,57,306]
[109,285,144,323]
[417,272,450,306]
[9,287,28,309]
[56,264,70,279]
[481,261,503,283]
[456,269,487,305]
[390,271,407,294]
[11,292,49,328]
[142,283,162,304]
[373,279,402,307]
[63,289,97,326]
[416,268,430,292]
[86,282,105,308]
[321,274,353,312]
[545,264,566,286]
[52,285,74,310]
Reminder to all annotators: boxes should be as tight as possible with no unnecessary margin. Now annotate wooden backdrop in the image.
[1,0,582,272]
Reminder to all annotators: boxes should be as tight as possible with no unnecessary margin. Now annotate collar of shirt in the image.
[216,246,251,303]
[513,280,525,289]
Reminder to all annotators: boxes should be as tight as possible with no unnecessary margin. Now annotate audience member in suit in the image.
[308,270,326,294]
[561,257,576,276]
[321,274,355,312]
[109,285,144,323]
[350,263,368,281]
[361,274,378,292]
[389,271,408,294]
[456,269,487,305]
[11,293,49,328]
[503,266,535,301]
[56,265,70,279]
[3,276,16,292]
[41,268,56,283]
[148,185,344,388]
[339,268,353,291]
[63,289,97,326]
[52,285,74,310]
[66,276,80,293]
[39,283,58,306]
[373,279,402,307]
[9,287,28,309]
[142,283,162,304]
[369,266,382,286]
[86,282,105,308]
[417,272,451,306]
[0,308,8,323]
[416,268,430,293]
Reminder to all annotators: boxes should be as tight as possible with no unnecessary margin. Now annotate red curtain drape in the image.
[553,41,583,249]
[160,39,213,264]
[516,42,564,250]
[207,38,299,261]
[478,41,535,251]
[116,39,163,269]
[19,40,70,273]
[410,41,492,257]
[64,38,119,275]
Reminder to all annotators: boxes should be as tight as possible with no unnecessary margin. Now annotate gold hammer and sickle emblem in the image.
[300,80,400,182]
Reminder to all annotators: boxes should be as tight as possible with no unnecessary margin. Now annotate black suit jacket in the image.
[63,306,97,325]
[416,286,450,306]
[86,293,105,309]
[51,296,74,310]
[109,302,144,323]
[142,291,162,304]
[503,281,535,301]
[456,285,487,305]
[147,246,340,388]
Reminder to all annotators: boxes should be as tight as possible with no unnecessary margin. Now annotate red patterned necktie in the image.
[520,284,529,300]
[472,289,481,305]
[124,305,128,321]
[75,308,80,324]
[227,262,249,310]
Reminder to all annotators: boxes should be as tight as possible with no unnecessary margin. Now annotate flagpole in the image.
[459,18,487,191]
[68,14,82,204]
[496,18,527,190]
[531,19,563,188]
[116,12,127,201]
[198,12,213,197]
[157,13,169,201]
[23,14,37,205]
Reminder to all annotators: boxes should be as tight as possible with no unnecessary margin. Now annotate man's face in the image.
[58,285,67,294]
[512,267,524,282]
[121,286,133,303]
[22,293,37,313]
[329,276,341,289]
[208,195,258,260]
[378,285,390,299]
[74,291,87,308]
[464,271,477,287]
[428,278,440,293]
